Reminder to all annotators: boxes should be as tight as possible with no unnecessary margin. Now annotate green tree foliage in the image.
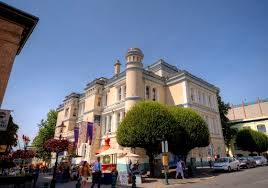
[0,116,19,152]
[236,129,268,155]
[32,110,57,162]
[116,101,176,177]
[168,107,210,158]
[217,92,237,152]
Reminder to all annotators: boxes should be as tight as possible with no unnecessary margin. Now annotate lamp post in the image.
[161,140,169,185]
[51,122,66,188]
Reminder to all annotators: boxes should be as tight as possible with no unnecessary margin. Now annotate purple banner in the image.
[74,127,79,145]
[86,122,93,145]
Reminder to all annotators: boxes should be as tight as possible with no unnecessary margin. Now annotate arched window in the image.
[152,88,157,101]
[145,86,150,99]
[257,124,266,133]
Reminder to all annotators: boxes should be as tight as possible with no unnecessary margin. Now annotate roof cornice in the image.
[0,2,39,54]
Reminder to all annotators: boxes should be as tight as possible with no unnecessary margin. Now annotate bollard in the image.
[76,177,81,188]
[131,175,136,188]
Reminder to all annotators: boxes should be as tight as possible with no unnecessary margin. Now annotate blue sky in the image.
[2,0,268,142]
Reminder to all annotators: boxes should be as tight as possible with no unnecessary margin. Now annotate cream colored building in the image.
[53,48,225,166]
[227,99,268,156]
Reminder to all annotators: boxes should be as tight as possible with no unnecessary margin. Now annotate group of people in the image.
[79,157,102,188]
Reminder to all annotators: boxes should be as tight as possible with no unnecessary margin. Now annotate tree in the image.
[32,110,57,162]
[168,107,210,159]
[217,92,237,153]
[0,115,19,153]
[116,101,176,177]
[236,129,268,155]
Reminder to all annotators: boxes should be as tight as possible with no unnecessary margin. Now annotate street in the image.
[36,166,268,188]
[176,166,268,188]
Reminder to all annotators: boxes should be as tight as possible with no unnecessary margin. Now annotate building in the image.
[53,48,225,166]
[227,98,268,156]
[0,2,38,107]
[0,2,38,152]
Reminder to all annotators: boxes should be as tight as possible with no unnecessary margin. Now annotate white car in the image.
[213,157,240,172]
[253,156,267,166]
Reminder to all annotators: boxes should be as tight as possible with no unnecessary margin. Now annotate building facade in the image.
[54,48,225,165]
[227,98,268,156]
[0,2,38,107]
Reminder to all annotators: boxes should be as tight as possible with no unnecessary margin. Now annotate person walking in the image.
[175,159,184,179]
[91,157,102,188]
[33,165,40,188]
[80,161,91,188]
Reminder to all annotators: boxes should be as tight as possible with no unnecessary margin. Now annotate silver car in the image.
[253,156,267,166]
[213,157,240,172]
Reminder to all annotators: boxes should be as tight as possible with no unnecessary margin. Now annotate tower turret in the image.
[125,48,144,111]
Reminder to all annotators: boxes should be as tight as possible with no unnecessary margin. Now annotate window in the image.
[257,124,266,133]
[117,113,121,130]
[208,95,211,107]
[118,87,122,101]
[78,103,85,116]
[102,117,106,135]
[202,93,206,105]
[190,88,195,102]
[108,116,112,133]
[152,88,157,101]
[73,108,77,116]
[97,97,101,106]
[65,108,69,118]
[104,93,108,106]
[145,86,150,99]
[124,85,126,99]
[198,91,201,103]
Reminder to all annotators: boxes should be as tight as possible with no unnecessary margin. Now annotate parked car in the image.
[253,156,268,166]
[213,157,240,172]
[238,157,256,168]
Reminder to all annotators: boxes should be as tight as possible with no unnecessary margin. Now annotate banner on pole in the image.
[74,127,79,145]
[0,109,11,131]
[86,122,93,145]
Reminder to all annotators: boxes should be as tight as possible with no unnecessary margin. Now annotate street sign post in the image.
[161,140,169,185]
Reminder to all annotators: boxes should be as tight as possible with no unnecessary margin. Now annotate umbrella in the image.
[125,153,139,157]
[96,148,124,157]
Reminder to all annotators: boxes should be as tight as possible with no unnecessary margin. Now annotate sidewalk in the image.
[37,168,216,188]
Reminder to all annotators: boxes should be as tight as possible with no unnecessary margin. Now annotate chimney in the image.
[114,59,121,76]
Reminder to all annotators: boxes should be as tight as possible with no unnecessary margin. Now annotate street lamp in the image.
[51,122,66,188]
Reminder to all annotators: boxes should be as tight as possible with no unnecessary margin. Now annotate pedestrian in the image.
[91,157,102,188]
[175,159,184,179]
[80,161,91,188]
[33,165,40,188]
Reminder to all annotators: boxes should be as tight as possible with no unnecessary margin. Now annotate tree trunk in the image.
[148,154,155,177]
